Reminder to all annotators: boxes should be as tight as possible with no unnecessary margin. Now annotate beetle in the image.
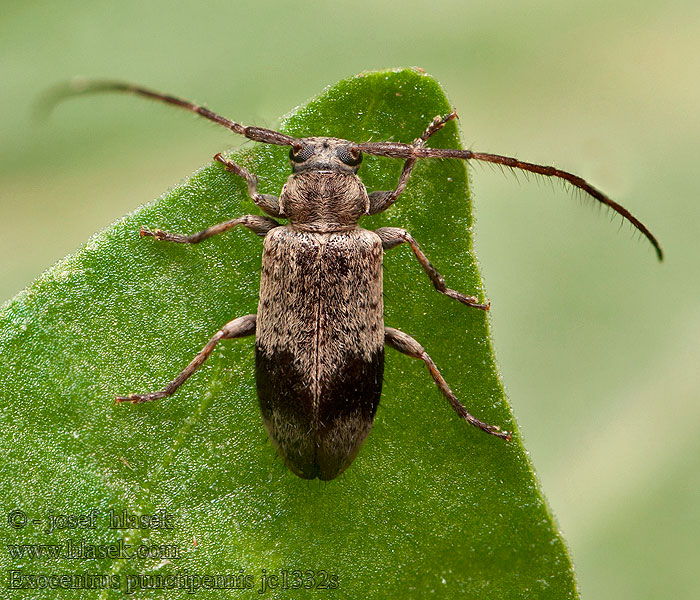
[45,80,662,480]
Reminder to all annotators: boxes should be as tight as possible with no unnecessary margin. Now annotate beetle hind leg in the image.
[115,314,256,404]
[385,326,510,440]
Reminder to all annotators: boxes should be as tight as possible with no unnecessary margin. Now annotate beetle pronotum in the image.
[45,80,662,480]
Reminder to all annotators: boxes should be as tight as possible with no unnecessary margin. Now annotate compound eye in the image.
[289,144,314,163]
[336,146,362,167]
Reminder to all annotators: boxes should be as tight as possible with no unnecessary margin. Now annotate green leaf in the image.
[0,69,577,598]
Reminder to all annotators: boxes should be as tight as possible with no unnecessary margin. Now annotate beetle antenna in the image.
[36,79,298,147]
[358,140,663,261]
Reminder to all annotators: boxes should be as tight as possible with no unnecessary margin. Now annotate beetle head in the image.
[289,137,362,174]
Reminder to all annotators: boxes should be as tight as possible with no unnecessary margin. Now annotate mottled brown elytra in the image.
[43,80,662,480]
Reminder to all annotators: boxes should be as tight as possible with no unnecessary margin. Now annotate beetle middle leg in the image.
[115,314,256,404]
[385,327,510,439]
[141,214,279,244]
[376,227,489,310]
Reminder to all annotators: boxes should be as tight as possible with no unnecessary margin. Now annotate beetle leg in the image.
[376,227,489,310]
[385,326,509,439]
[140,214,279,244]
[367,111,457,215]
[214,153,283,218]
[115,314,256,404]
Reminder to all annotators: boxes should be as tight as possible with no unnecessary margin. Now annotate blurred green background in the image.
[1,1,697,597]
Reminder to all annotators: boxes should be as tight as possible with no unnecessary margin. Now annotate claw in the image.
[492,428,512,441]
[115,392,161,404]
[115,394,138,404]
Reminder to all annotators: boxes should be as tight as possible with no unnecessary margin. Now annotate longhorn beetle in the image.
[45,80,662,480]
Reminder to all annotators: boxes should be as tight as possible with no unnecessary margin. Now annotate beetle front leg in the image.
[385,327,510,440]
[115,314,256,404]
[141,214,279,244]
[214,153,283,218]
[368,111,457,215]
[376,227,489,310]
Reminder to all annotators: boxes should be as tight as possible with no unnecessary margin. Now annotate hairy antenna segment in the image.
[358,134,663,261]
